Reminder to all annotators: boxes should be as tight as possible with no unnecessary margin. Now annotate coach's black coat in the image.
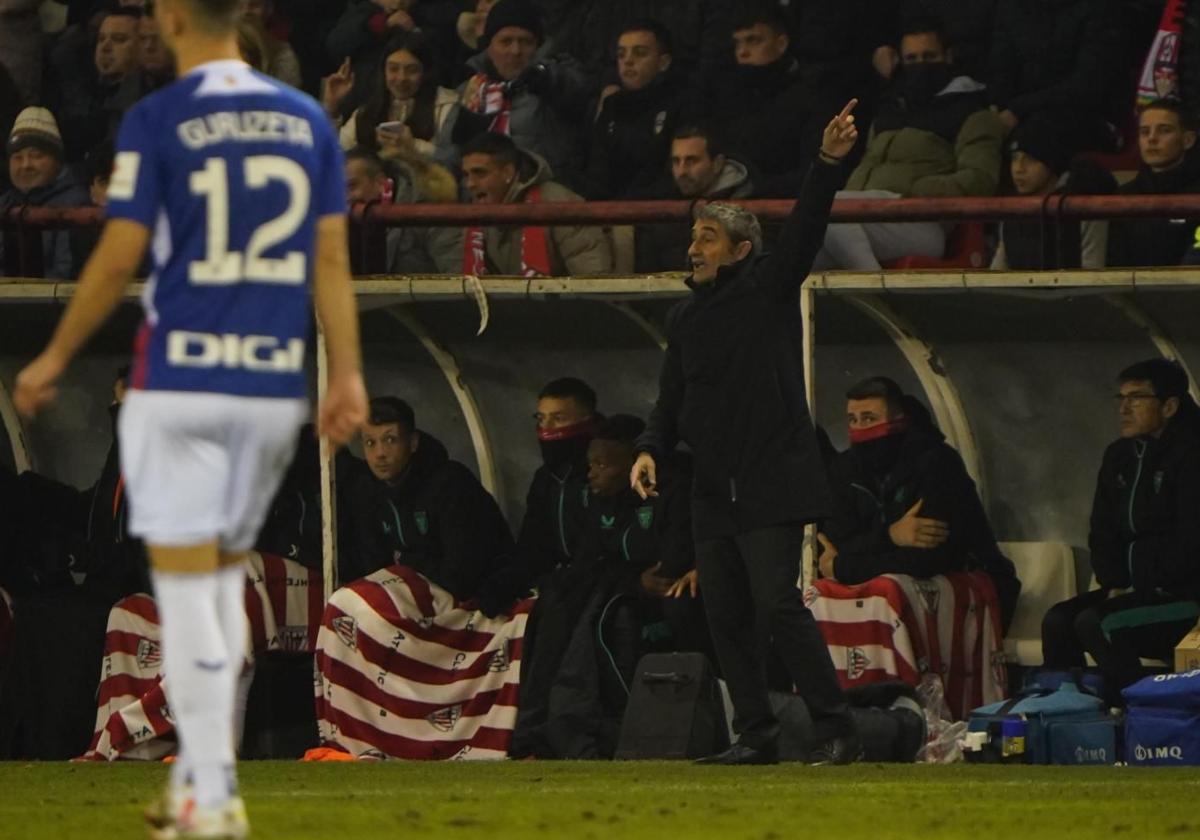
[635,159,841,540]
[344,433,515,602]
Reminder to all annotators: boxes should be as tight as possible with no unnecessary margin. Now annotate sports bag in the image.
[1124,669,1200,766]
[965,683,1118,765]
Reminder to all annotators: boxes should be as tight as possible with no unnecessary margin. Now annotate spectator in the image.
[438,0,592,190]
[54,6,148,161]
[989,0,1121,153]
[137,8,174,89]
[0,108,89,279]
[344,148,462,274]
[582,19,692,200]
[0,0,44,105]
[705,6,840,197]
[991,119,1114,270]
[812,19,1005,271]
[780,0,893,96]
[874,0,997,84]
[68,142,116,277]
[1108,99,1200,269]
[460,133,612,276]
[241,0,302,88]
[1042,360,1200,703]
[634,125,756,273]
[342,397,517,602]
[818,377,1020,630]
[325,0,424,118]
[444,0,500,87]
[323,32,457,157]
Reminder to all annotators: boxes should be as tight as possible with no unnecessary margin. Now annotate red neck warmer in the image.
[537,418,596,442]
[848,418,908,445]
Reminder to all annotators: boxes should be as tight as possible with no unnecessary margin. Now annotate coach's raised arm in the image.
[627,101,861,767]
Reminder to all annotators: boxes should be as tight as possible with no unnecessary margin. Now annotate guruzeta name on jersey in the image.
[178,110,315,150]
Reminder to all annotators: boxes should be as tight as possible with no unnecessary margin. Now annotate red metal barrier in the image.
[6,194,1200,229]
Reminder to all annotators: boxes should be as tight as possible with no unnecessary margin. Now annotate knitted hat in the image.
[7,107,64,158]
[1008,118,1071,175]
[481,0,543,48]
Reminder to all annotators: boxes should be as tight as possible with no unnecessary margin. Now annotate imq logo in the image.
[167,330,304,372]
[1134,744,1185,761]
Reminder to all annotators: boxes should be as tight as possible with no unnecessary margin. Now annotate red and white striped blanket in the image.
[80,553,323,761]
[806,571,1006,720]
[315,564,535,761]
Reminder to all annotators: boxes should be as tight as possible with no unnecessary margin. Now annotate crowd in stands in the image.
[3,0,1200,277]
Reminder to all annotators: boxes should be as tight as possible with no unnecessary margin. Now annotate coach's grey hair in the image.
[694,202,763,254]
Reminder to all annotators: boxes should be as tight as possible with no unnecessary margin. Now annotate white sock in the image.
[215,564,251,755]
[153,570,237,809]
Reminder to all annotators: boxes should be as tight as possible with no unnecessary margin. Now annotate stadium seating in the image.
[882,223,988,270]
[999,541,1080,666]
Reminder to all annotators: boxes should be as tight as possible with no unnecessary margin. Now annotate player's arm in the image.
[13,219,149,416]
[313,213,367,446]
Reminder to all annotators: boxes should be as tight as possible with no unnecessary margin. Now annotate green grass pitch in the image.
[2,761,1199,840]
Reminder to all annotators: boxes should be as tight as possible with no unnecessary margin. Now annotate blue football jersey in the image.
[106,60,346,399]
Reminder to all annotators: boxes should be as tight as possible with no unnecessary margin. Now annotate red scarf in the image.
[465,73,514,135]
[463,184,552,277]
[848,418,909,445]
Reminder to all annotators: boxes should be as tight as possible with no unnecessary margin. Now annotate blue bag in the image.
[1124,669,1200,766]
[966,683,1118,765]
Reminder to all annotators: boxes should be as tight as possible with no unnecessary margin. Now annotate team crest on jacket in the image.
[136,639,161,670]
[654,110,666,135]
[846,646,870,680]
[601,515,616,530]
[915,580,941,614]
[415,511,429,535]
[489,640,511,672]
[1154,471,1165,493]
[637,506,654,530]
[427,704,463,732]
[332,615,358,649]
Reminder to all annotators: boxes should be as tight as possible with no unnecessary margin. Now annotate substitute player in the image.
[13,0,367,837]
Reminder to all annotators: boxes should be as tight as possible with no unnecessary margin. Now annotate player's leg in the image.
[215,551,253,751]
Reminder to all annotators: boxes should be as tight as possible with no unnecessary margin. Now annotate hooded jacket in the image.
[1089,409,1200,600]
[343,432,515,601]
[846,76,1004,198]
[1106,153,1200,269]
[572,455,695,595]
[635,160,841,539]
[824,416,1020,628]
[439,49,593,189]
[517,456,590,583]
[0,169,89,279]
[471,149,613,276]
[633,156,755,273]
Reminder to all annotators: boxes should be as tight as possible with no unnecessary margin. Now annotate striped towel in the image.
[807,571,1006,720]
[80,552,322,761]
[315,564,534,761]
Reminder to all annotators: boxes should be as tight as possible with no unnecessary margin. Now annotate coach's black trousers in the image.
[695,524,850,749]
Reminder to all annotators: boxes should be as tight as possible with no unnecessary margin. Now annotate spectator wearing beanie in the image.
[992,118,1115,271]
[436,0,593,191]
[0,108,89,280]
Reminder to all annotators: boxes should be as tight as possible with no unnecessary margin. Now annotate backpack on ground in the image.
[614,652,728,760]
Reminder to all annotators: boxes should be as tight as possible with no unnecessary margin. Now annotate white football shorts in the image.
[118,389,309,551]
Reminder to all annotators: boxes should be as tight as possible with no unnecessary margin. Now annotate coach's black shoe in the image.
[695,741,779,766]
[808,731,865,766]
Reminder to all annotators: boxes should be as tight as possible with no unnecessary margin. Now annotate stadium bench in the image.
[998,541,1080,666]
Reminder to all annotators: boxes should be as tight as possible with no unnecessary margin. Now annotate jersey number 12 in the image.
[189,155,310,285]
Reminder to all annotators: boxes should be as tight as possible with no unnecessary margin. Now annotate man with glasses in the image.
[1042,359,1200,704]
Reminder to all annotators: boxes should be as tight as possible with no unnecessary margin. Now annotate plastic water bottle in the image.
[1000,717,1027,762]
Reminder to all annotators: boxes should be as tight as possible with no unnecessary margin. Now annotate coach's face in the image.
[688,219,750,284]
[362,421,419,484]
